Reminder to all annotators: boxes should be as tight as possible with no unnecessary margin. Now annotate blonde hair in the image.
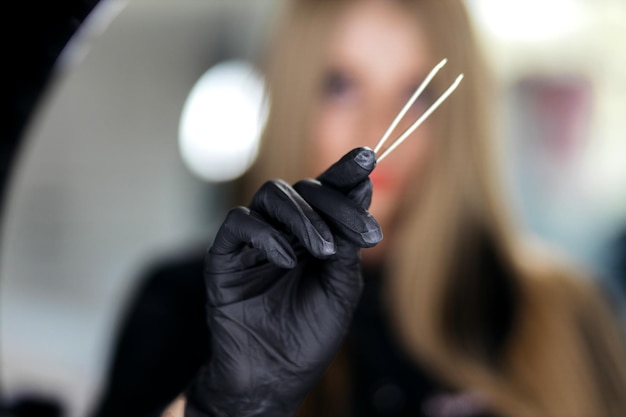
[245,0,626,416]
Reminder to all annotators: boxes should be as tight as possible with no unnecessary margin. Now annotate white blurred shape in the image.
[179,60,267,182]
[467,0,586,43]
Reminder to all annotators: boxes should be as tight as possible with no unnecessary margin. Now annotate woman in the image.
[169,0,626,416]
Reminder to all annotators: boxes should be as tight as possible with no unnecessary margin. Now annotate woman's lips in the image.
[369,168,395,190]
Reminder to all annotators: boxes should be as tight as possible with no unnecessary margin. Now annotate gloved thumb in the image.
[316,147,376,192]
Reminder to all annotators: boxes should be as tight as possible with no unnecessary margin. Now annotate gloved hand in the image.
[185,147,382,417]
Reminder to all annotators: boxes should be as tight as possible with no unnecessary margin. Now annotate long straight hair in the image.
[245,1,626,416]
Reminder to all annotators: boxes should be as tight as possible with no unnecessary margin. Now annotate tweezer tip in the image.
[374,60,462,164]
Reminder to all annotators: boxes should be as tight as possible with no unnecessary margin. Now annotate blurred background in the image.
[1,0,625,416]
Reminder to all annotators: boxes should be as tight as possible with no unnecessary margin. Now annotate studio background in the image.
[1,1,625,416]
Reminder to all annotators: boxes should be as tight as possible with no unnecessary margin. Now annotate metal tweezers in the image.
[374,58,464,162]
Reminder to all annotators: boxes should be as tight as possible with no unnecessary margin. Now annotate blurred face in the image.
[311,0,434,239]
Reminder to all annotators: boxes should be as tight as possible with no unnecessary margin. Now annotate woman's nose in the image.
[361,103,402,150]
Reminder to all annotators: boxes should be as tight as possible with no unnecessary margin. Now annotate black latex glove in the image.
[185,147,382,417]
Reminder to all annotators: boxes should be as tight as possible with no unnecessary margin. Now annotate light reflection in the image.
[466,0,586,43]
[178,60,268,182]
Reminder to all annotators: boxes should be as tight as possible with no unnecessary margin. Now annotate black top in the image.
[91,251,500,417]
[352,267,441,417]
[350,267,495,417]
[90,249,211,417]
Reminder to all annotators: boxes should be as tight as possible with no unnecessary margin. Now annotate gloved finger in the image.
[316,147,376,193]
[293,179,382,248]
[209,206,297,269]
[250,179,336,259]
[346,178,373,210]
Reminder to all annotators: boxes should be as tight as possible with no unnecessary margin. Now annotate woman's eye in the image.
[322,71,355,99]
